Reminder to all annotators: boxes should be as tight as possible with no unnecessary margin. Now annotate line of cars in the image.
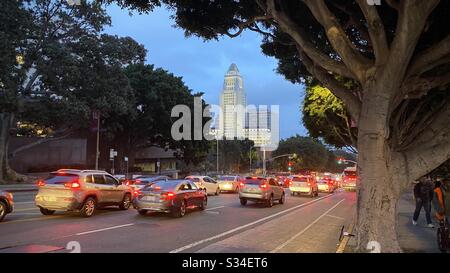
[0,169,349,223]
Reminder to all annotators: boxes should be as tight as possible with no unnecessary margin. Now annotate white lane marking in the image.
[270,199,345,253]
[169,193,337,253]
[205,206,225,211]
[325,214,345,220]
[205,211,220,215]
[75,223,135,236]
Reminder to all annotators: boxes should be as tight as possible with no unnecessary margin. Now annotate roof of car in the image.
[54,169,109,175]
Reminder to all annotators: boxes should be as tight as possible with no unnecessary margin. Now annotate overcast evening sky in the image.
[104,5,308,140]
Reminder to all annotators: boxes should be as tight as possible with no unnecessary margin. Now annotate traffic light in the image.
[337,157,344,164]
[288,161,292,171]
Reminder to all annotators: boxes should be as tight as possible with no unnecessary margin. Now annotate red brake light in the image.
[162,192,176,200]
[135,179,141,184]
[252,177,258,179]
[64,181,81,189]
[239,182,245,187]
[37,180,46,187]
[307,182,311,186]
[154,186,161,190]
[260,183,268,189]
[134,189,142,196]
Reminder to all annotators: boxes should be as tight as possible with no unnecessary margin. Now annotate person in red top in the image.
[433,176,450,223]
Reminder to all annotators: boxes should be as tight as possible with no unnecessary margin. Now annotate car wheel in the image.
[39,207,56,216]
[119,193,132,210]
[138,209,147,215]
[80,197,96,217]
[200,197,207,210]
[0,201,7,222]
[171,200,186,218]
[279,193,285,204]
[240,198,247,206]
[267,195,274,207]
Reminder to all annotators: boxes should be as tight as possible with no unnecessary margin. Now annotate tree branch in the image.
[265,0,357,80]
[356,0,389,65]
[297,46,362,121]
[386,0,440,80]
[302,0,373,83]
[223,15,273,38]
[407,35,450,77]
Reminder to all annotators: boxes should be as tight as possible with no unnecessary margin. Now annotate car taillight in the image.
[289,181,292,186]
[239,182,245,187]
[260,183,268,189]
[135,179,142,184]
[307,182,311,186]
[162,192,176,200]
[37,180,46,187]
[124,180,131,186]
[64,181,81,189]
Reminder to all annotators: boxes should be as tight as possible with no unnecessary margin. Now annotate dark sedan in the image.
[132,180,207,218]
[0,190,14,222]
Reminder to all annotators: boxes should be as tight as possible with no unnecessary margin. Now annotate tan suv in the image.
[35,169,133,217]
[239,177,285,207]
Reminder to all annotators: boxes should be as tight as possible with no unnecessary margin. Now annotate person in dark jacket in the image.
[413,176,435,228]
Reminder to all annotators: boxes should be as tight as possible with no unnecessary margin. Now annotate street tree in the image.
[114,0,450,252]
[303,85,357,152]
[120,64,211,168]
[0,0,146,181]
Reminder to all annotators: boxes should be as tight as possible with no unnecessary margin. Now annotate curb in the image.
[336,219,355,253]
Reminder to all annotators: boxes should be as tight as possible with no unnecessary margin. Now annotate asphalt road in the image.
[0,189,356,253]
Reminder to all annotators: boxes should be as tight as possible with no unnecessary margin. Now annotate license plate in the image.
[44,196,57,202]
[142,196,157,202]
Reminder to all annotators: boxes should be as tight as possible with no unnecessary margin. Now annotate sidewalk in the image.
[397,193,439,253]
[344,193,439,253]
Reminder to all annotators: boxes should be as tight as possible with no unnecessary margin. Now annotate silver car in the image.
[239,177,285,207]
[35,169,133,217]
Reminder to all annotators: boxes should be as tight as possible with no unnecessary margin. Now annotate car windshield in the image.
[244,178,265,185]
[292,177,308,182]
[218,176,235,181]
[186,177,200,182]
[143,181,179,191]
[45,173,79,184]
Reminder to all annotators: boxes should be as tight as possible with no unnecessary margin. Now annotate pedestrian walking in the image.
[413,176,435,228]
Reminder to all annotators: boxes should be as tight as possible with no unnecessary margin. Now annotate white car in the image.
[216,175,243,193]
[185,175,220,196]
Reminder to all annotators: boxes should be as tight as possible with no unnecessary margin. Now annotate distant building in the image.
[215,64,276,147]
[219,63,246,140]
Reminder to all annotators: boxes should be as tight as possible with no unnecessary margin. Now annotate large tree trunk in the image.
[0,113,14,182]
[355,83,406,252]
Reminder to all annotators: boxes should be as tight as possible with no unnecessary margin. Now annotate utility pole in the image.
[94,110,101,170]
[262,147,266,176]
[124,157,129,178]
[216,137,219,174]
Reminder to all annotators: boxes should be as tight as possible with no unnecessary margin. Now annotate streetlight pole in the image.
[216,137,219,174]
[94,111,100,170]
[262,147,266,176]
[249,146,254,173]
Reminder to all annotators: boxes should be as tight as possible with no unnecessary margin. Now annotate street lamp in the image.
[249,146,255,173]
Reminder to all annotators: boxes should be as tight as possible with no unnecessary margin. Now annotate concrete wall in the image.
[9,137,87,173]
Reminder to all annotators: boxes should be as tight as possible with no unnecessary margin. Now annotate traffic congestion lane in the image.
[0,190,348,253]
[46,192,341,253]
